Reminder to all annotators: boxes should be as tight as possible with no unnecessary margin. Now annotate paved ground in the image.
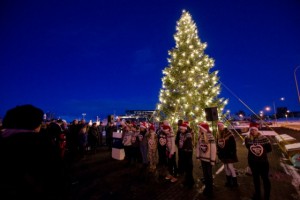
[67,127,300,200]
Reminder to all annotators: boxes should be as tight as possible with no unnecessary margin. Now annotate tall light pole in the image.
[294,65,300,103]
[272,97,285,125]
[82,113,86,120]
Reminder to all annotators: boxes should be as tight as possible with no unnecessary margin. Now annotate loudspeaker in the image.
[205,107,218,121]
[108,115,114,123]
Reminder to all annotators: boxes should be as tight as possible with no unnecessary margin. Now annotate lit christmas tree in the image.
[154,10,228,133]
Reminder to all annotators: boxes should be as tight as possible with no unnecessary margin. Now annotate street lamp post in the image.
[273,101,277,125]
[294,65,300,103]
[226,110,231,120]
[272,97,285,125]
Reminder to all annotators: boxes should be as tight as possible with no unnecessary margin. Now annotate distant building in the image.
[125,110,154,118]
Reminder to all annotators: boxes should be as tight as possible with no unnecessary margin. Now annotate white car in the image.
[227,121,250,133]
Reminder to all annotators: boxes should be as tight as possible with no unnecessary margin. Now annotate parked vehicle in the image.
[256,120,273,129]
[228,120,250,133]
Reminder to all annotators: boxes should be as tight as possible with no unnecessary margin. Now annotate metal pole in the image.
[273,101,277,125]
[294,65,300,103]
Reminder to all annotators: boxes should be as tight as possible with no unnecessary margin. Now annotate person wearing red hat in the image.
[196,122,216,197]
[175,119,184,175]
[177,121,195,188]
[146,124,158,172]
[122,121,134,167]
[245,123,272,200]
[162,124,178,183]
[217,122,238,188]
[156,121,168,178]
[138,122,149,169]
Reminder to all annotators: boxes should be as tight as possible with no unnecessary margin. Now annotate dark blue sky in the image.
[1,0,300,121]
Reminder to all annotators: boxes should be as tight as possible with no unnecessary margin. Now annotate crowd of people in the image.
[0,104,273,200]
[117,118,272,200]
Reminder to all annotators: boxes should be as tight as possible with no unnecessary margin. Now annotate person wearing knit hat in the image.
[245,123,272,200]
[161,124,172,134]
[175,119,184,175]
[177,121,194,188]
[217,121,239,188]
[140,122,148,129]
[146,123,158,173]
[156,121,168,179]
[196,122,216,197]
[249,122,259,132]
[148,123,155,131]
[138,121,149,168]
[177,121,189,176]
[122,121,135,167]
[162,124,178,183]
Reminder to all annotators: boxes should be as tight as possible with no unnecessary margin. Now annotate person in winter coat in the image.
[163,123,178,183]
[217,122,238,187]
[156,121,168,177]
[178,122,194,188]
[146,124,158,172]
[131,124,141,165]
[105,122,116,149]
[196,122,217,197]
[138,122,149,168]
[245,123,272,200]
[78,123,88,158]
[0,105,68,200]
[88,122,99,154]
[175,119,184,175]
[122,121,134,166]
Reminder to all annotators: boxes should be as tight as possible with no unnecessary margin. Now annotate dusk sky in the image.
[1,0,300,122]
